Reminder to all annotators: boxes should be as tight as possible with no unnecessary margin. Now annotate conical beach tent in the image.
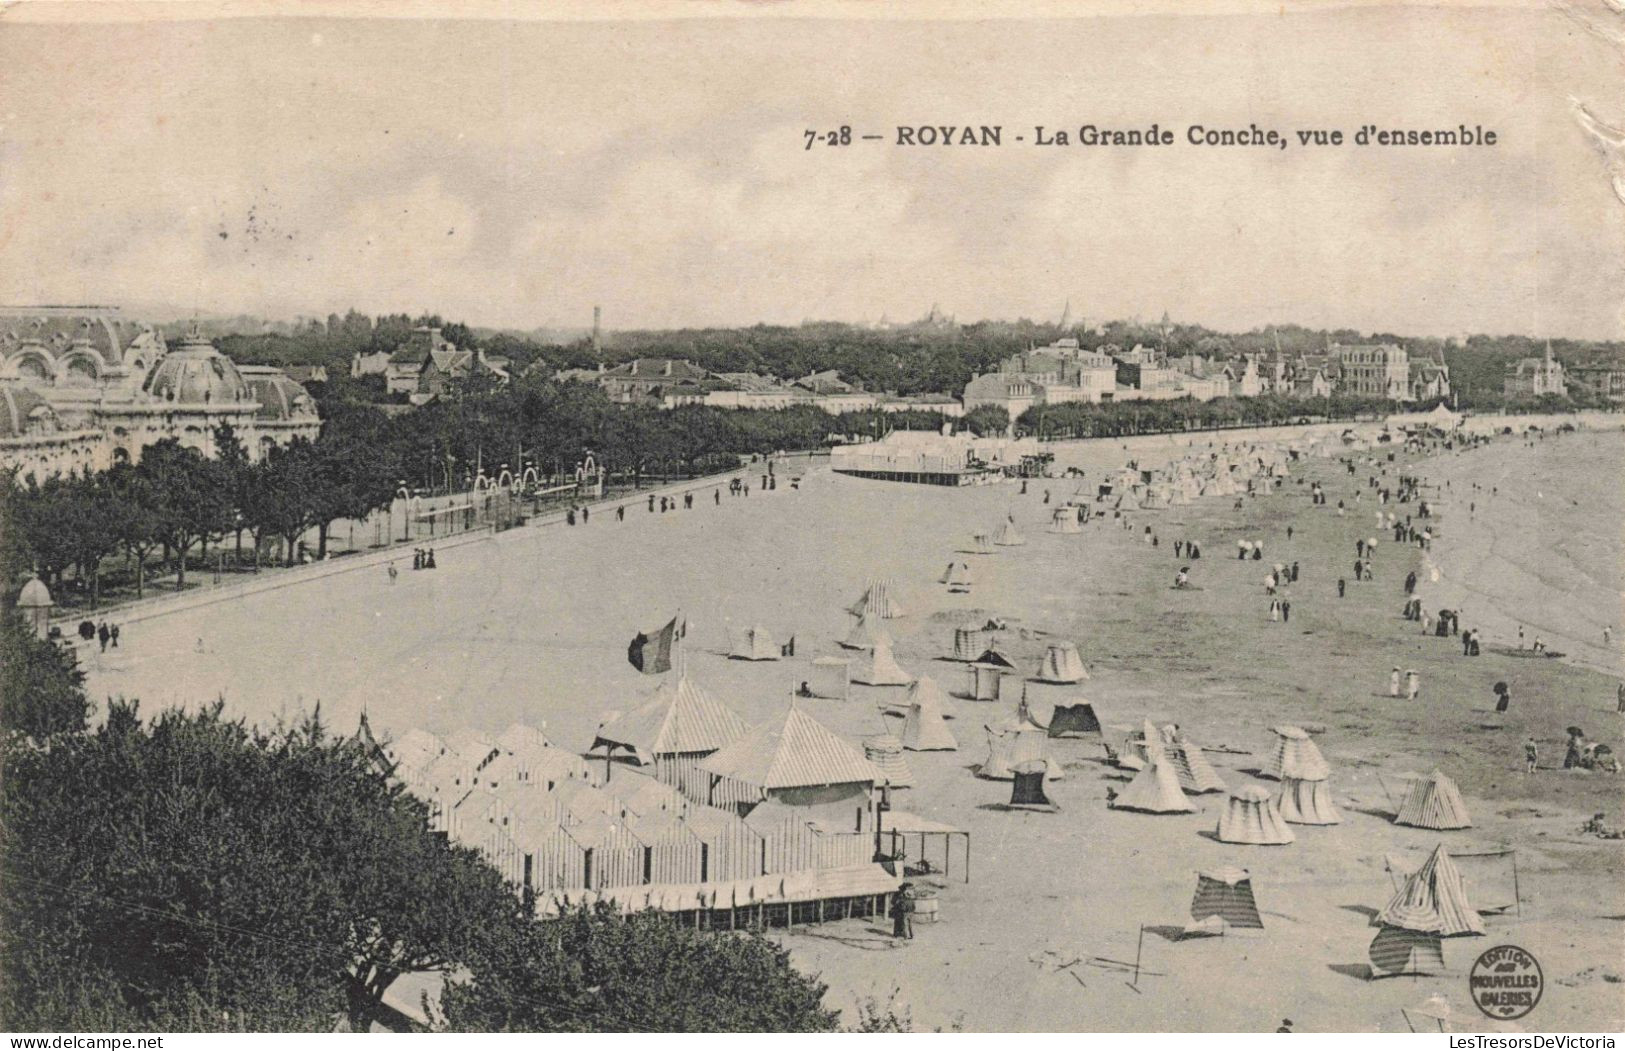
[1216,784,1295,844]
[951,625,990,661]
[1188,867,1264,930]
[848,578,905,619]
[1034,642,1088,683]
[994,517,1026,547]
[1167,736,1227,794]
[940,561,974,592]
[1048,507,1082,534]
[974,647,1016,669]
[1263,725,1329,780]
[1112,730,1192,813]
[1277,775,1342,824]
[840,612,893,652]
[1393,770,1472,830]
[856,637,913,686]
[900,677,957,751]
[1368,925,1447,978]
[729,625,780,661]
[1045,701,1103,741]
[1376,844,1484,936]
[1009,761,1057,810]
[807,656,850,700]
[863,734,914,788]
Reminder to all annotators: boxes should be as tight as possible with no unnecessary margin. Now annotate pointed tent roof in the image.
[1394,769,1472,830]
[1264,725,1330,781]
[1112,741,1193,813]
[841,611,893,651]
[701,705,883,790]
[848,577,905,618]
[1035,642,1088,683]
[1376,844,1484,936]
[901,677,957,751]
[1217,784,1295,844]
[593,674,748,761]
[1167,736,1227,794]
[856,637,913,686]
[994,517,1026,546]
[497,722,551,754]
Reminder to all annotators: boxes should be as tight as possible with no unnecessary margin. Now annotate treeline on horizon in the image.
[200,309,1625,408]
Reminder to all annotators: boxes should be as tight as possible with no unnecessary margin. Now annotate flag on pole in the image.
[628,616,685,674]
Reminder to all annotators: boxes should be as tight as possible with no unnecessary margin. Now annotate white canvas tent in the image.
[1048,507,1082,534]
[939,561,974,592]
[1111,729,1191,813]
[979,723,1064,780]
[1167,736,1227,795]
[806,657,850,701]
[951,625,990,661]
[900,677,958,751]
[840,612,893,652]
[729,625,781,661]
[1277,775,1342,824]
[1034,642,1088,684]
[855,637,913,686]
[968,661,1004,701]
[994,517,1026,547]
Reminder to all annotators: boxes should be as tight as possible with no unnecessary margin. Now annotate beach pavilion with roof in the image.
[591,673,749,800]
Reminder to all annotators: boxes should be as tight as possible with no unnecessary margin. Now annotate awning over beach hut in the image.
[592,674,748,766]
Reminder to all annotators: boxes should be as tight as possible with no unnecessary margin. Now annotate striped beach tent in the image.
[979,724,1064,781]
[1188,867,1264,930]
[1263,725,1329,781]
[951,624,990,661]
[848,578,905,619]
[1217,785,1295,845]
[1167,735,1227,795]
[1009,761,1057,810]
[1376,844,1485,937]
[863,734,915,788]
[1368,925,1447,978]
[1276,775,1343,824]
[1112,729,1192,813]
[1045,701,1103,741]
[1034,642,1088,684]
[1393,770,1472,830]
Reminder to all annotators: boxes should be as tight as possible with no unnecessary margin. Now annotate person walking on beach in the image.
[1494,681,1512,713]
[616,505,625,521]
[1405,570,1417,595]
[109,624,119,648]
[1269,599,1280,622]
[1338,577,1346,599]
[581,505,589,523]
[1291,561,1299,583]
[1565,728,1587,769]
[1389,667,1401,697]
[1525,737,1538,773]
[97,622,109,653]
[387,562,398,585]
[1281,599,1291,623]
[1405,669,1420,701]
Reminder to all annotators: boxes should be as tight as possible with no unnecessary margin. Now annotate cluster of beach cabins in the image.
[367,421,1519,978]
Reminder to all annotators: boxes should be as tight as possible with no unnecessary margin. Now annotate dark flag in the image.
[780,634,796,658]
[628,616,684,674]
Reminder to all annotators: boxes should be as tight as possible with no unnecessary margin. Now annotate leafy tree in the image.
[0,702,526,1031]
[962,404,1010,437]
[441,904,839,1033]
[0,610,90,739]
[137,441,234,588]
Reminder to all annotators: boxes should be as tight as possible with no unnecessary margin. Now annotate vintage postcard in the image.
[0,0,1621,1038]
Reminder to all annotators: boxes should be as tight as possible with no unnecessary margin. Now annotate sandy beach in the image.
[81,420,1625,1033]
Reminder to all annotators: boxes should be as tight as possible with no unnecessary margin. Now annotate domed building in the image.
[0,306,320,478]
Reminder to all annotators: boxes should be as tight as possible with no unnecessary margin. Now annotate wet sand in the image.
[82,420,1625,1033]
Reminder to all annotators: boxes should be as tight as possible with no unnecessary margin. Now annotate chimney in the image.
[592,306,602,354]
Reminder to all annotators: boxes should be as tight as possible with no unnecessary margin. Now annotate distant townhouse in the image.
[1569,361,1625,403]
[1334,343,1412,401]
[386,327,454,395]
[1407,349,1451,403]
[598,358,713,405]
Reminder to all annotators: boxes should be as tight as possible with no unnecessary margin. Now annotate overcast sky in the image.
[1,3,1621,338]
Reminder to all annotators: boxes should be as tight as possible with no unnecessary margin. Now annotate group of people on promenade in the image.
[76,618,121,652]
